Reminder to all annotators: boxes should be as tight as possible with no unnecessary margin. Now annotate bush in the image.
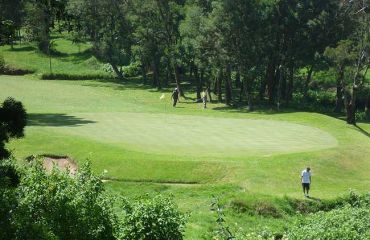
[120,195,187,240]
[122,62,141,78]
[1,66,34,75]
[292,90,336,112]
[0,54,5,73]
[356,111,370,121]
[41,73,115,80]
[13,161,118,240]
[0,97,27,159]
[284,205,370,240]
[0,160,19,239]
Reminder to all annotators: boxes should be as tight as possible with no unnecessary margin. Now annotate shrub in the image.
[0,97,27,159]
[122,62,141,78]
[13,161,118,240]
[1,66,34,75]
[0,54,5,73]
[230,198,250,213]
[356,110,370,121]
[0,160,19,239]
[253,201,282,218]
[120,195,187,240]
[284,205,370,240]
[41,73,115,80]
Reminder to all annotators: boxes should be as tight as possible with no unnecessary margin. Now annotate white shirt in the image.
[301,170,311,183]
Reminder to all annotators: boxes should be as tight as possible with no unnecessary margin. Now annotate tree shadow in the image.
[211,105,297,114]
[6,46,36,52]
[354,125,370,137]
[28,113,96,127]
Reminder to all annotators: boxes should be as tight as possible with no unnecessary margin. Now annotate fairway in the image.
[45,112,337,156]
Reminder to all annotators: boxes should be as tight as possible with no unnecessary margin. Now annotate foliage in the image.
[0,97,27,159]
[120,195,187,240]
[67,0,132,79]
[0,53,4,72]
[122,61,141,78]
[284,205,370,240]
[12,161,118,240]
[41,73,114,80]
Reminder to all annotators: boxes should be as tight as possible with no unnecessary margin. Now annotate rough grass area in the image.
[0,36,111,77]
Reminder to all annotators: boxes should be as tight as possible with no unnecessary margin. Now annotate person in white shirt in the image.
[301,167,311,197]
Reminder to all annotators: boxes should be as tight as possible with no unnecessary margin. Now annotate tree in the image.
[180,1,212,99]
[128,0,166,88]
[24,0,69,53]
[0,0,24,47]
[343,0,370,124]
[0,97,27,160]
[68,0,133,80]
[324,40,357,113]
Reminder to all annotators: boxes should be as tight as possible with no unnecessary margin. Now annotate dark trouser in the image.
[173,98,178,107]
[302,183,310,194]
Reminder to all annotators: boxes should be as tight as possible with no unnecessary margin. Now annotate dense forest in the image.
[0,0,369,124]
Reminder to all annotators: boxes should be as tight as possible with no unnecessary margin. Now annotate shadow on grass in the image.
[28,113,95,127]
[307,196,321,202]
[7,46,36,52]
[211,105,297,115]
[354,125,370,137]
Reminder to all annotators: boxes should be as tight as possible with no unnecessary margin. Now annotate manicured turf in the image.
[1,39,370,239]
[1,74,369,193]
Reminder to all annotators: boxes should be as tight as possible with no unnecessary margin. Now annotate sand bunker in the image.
[43,156,77,175]
[27,155,78,176]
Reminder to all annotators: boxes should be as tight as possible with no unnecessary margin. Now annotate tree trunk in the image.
[141,62,147,84]
[152,59,161,89]
[195,66,201,101]
[335,65,345,113]
[281,68,287,100]
[207,80,213,102]
[286,65,294,103]
[304,65,314,100]
[239,77,244,102]
[225,65,232,106]
[266,61,276,104]
[217,69,223,102]
[235,67,241,88]
[111,63,124,80]
[346,98,356,125]
[244,76,253,111]
[174,65,184,97]
[259,75,267,101]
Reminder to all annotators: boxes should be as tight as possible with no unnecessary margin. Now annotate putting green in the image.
[37,112,338,157]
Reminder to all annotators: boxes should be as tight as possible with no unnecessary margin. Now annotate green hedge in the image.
[41,73,115,80]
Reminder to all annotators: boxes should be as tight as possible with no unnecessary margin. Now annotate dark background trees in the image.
[1,0,369,124]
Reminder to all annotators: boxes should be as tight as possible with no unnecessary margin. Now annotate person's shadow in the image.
[307,196,321,202]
